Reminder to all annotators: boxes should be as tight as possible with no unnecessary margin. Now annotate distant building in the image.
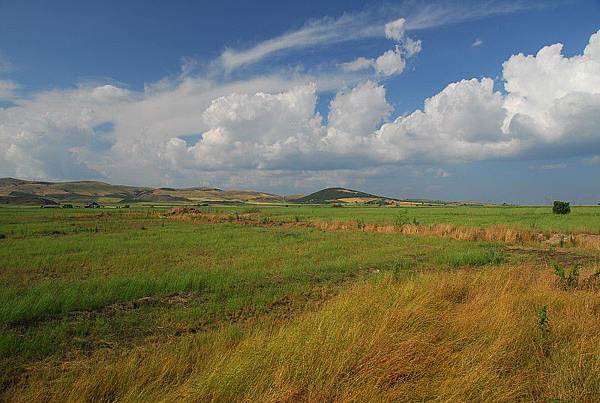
[85,201,102,208]
[62,204,74,208]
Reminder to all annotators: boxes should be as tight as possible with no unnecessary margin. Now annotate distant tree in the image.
[553,201,571,215]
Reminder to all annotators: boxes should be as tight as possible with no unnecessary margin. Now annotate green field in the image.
[1,206,600,401]
[194,204,600,233]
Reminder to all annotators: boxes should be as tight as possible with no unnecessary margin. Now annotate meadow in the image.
[1,205,600,401]
[209,204,600,233]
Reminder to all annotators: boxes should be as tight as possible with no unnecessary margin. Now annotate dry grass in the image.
[8,264,600,402]
[170,210,600,250]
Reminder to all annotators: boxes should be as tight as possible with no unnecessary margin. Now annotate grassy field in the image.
[1,205,600,401]
[198,204,600,233]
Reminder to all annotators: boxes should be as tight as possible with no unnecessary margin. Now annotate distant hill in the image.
[0,178,286,205]
[0,178,450,206]
[292,187,400,204]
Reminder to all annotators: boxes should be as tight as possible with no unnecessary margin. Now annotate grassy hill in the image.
[0,178,286,205]
[292,187,400,204]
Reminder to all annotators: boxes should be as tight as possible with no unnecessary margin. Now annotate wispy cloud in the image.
[472,38,484,47]
[217,0,553,72]
[219,12,380,73]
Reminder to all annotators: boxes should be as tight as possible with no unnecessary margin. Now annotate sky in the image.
[1,0,600,204]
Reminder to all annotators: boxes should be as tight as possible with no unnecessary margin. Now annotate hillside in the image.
[0,178,286,205]
[292,187,400,204]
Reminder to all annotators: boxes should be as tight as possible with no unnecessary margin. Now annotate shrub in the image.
[0,233,5,240]
[394,210,410,227]
[552,262,580,290]
[331,203,343,208]
[537,304,550,349]
[552,201,571,215]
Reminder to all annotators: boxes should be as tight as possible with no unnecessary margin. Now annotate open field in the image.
[1,205,600,401]
[204,204,600,233]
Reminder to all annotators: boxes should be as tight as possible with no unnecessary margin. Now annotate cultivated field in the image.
[1,205,600,401]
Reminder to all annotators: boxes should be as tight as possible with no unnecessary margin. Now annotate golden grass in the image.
[8,264,600,402]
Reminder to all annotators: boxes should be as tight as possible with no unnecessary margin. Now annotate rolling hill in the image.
[0,178,447,206]
[292,187,401,205]
[0,178,286,205]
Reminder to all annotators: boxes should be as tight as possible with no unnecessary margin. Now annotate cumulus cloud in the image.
[340,17,422,77]
[371,77,511,163]
[1,29,600,189]
[384,18,406,41]
[374,46,406,76]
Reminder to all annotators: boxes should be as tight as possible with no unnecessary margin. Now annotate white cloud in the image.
[501,30,600,155]
[219,12,381,72]
[404,37,423,56]
[384,18,406,41]
[325,81,392,154]
[1,24,600,190]
[472,38,483,47]
[340,57,374,72]
[216,1,547,72]
[374,46,406,76]
[340,17,422,78]
[371,77,511,163]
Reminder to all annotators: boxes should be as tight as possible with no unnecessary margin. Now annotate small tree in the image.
[553,201,571,215]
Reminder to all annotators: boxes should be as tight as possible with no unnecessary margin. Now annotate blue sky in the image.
[1,0,600,203]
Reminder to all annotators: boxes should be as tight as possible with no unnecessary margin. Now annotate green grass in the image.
[0,207,511,392]
[195,204,600,233]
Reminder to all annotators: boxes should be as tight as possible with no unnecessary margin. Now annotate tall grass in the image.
[8,264,600,402]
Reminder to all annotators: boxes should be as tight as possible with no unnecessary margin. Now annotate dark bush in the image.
[553,201,571,215]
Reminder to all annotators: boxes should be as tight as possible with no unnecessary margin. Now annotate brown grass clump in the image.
[8,264,600,402]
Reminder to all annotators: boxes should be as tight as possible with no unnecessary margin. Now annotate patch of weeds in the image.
[293,215,302,223]
[552,262,580,290]
[0,233,6,240]
[355,219,365,230]
[438,248,505,268]
[537,304,550,337]
[391,259,413,279]
[274,231,302,240]
[394,210,410,228]
[537,304,551,356]
[243,207,261,214]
